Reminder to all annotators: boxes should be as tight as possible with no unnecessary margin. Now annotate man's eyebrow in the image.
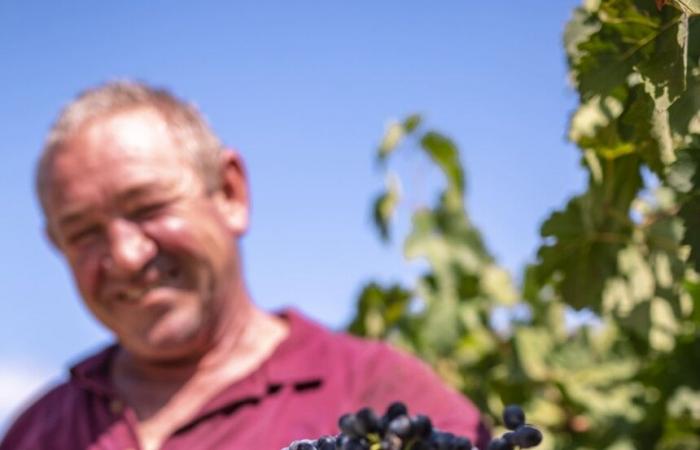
[116,182,164,204]
[56,182,169,228]
[57,209,90,229]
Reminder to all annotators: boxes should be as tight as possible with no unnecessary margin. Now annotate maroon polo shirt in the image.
[1,310,489,450]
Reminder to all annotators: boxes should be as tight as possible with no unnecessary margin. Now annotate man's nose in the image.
[102,218,157,276]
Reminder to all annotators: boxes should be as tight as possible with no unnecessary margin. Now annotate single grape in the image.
[487,437,514,450]
[502,405,525,430]
[452,436,473,450]
[315,436,336,450]
[384,401,408,421]
[336,434,350,448]
[289,440,317,450]
[356,407,381,434]
[339,413,363,438]
[380,435,402,450]
[511,425,543,448]
[410,439,433,450]
[431,430,456,450]
[341,437,367,450]
[387,415,412,439]
[502,431,516,446]
[411,415,433,439]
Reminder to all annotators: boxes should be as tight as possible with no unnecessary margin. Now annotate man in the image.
[1,82,488,450]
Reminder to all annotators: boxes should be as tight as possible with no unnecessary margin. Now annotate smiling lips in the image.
[115,286,150,304]
[102,263,182,305]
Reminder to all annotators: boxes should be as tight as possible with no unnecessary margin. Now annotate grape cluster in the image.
[282,402,542,450]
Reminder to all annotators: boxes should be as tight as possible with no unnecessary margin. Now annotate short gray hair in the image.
[37,80,223,208]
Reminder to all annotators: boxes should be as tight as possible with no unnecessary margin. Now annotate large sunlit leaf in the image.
[514,327,553,382]
[669,71,700,138]
[536,154,642,310]
[670,0,700,15]
[637,11,688,111]
[668,146,700,271]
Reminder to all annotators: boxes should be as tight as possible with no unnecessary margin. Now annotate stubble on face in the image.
[41,108,244,363]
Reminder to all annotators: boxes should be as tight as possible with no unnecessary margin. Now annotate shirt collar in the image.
[68,308,328,399]
[69,344,119,397]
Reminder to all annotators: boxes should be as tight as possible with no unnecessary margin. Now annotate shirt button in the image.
[109,399,124,414]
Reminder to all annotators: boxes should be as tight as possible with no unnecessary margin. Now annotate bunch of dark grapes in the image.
[282,402,542,450]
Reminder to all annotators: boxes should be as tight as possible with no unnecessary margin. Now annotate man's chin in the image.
[126,321,209,364]
[128,339,206,366]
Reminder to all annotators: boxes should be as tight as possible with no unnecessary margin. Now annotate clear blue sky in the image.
[0,0,584,430]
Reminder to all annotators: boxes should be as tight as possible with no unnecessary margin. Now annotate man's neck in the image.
[111,302,289,412]
[110,304,289,450]
[117,305,286,380]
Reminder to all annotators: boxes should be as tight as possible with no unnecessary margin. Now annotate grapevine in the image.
[348,1,700,448]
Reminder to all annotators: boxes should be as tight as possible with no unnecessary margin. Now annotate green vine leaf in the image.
[371,174,401,242]
[403,114,422,133]
[377,115,424,164]
[419,131,465,197]
[348,283,413,339]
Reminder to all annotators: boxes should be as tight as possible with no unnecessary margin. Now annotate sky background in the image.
[0,0,584,432]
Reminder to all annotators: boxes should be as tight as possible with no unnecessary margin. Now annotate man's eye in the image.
[130,203,167,220]
[67,226,100,244]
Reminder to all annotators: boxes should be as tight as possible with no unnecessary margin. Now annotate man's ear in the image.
[212,149,250,236]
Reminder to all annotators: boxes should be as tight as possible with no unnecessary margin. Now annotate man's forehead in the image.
[48,108,189,173]
[80,107,174,154]
[41,108,199,218]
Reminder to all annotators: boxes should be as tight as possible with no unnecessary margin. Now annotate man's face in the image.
[42,108,248,362]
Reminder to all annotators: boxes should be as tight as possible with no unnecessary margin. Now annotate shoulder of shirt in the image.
[284,308,401,352]
[0,345,114,449]
[283,311,487,434]
[282,308,428,374]
[0,378,82,448]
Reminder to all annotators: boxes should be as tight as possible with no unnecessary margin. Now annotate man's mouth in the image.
[115,286,149,303]
[108,266,182,304]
